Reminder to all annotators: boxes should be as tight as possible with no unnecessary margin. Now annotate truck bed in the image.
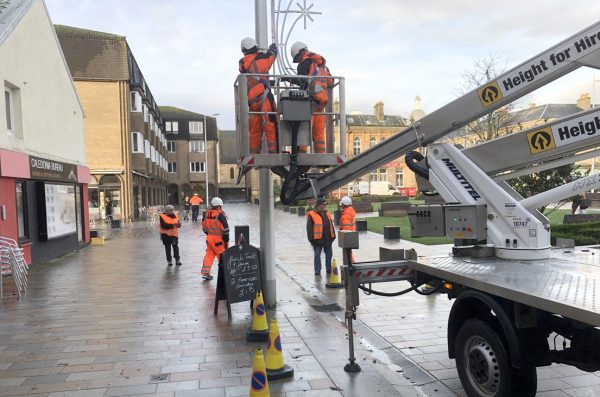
[408,246,600,326]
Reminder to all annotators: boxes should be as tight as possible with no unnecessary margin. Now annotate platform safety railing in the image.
[234,73,346,165]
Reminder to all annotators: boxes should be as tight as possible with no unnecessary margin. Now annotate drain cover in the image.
[150,373,169,382]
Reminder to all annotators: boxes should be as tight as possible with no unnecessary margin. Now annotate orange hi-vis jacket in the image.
[202,209,227,239]
[339,206,356,231]
[307,210,335,241]
[298,51,332,106]
[239,51,276,105]
[190,196,203,206]
[159,213,180,238]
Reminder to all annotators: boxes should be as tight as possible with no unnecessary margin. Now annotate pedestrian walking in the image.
[104,196,113,223]
[201,197,229,280]
[306,197,336,276]
[183,196,191,221]
[239,37,278,154]
[159,205,182,266]
[190,193,203,222]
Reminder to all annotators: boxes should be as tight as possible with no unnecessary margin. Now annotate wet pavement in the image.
[2,203,600,397]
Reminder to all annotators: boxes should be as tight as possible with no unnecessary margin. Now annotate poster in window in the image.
[45,184,77,239]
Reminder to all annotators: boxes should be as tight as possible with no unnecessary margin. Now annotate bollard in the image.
[383,226,400,240]
[355,220,368,232]
[297,207,306,216]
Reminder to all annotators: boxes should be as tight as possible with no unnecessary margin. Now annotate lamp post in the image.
[204,113,219,205]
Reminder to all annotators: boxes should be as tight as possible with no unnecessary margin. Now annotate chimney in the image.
[577,93,591,110]
[374,101,384,122]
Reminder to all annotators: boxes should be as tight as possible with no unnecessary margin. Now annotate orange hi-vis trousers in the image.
[202,235,225,275]
[298,102,327,153]
[249,97,277,154]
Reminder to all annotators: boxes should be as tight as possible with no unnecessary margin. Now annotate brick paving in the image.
[0,205,423,397]
[4,202,599,396]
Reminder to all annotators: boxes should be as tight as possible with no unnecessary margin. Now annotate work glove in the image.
[269,43,278,54]
[176,222,182,228]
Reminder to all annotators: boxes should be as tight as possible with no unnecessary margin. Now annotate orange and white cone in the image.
[326,258,343,288]
[247,290,269,342]
[249,348,270,397]
[265,319,294,380]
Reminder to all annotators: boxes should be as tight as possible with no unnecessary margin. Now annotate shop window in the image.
[16,181,28,241]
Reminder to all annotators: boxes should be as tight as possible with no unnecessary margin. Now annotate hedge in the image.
[551,222,600,246]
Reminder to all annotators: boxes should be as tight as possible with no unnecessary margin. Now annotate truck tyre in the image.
[455,319,536,397]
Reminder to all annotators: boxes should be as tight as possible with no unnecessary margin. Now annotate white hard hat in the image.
[211,197,224,207]
[241,37,257,52]
[340,196,352,206]
[290,41,307,59]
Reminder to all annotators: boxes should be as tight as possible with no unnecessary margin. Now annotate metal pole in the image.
[256,0,277,308]
[204,114,209,205]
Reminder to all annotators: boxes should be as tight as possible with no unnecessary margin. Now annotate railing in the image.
[234,73,346,160]
[0,236,29,299]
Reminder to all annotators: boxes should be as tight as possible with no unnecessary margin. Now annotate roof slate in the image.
[0,0,34,46]
[55,24,129,81]
[346,114,408,127]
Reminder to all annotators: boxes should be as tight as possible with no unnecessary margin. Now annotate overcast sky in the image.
[45,0,600,129]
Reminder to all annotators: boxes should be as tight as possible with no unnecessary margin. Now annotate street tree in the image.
[459,55,579,214]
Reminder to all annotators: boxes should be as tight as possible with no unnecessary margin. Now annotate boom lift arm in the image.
[296,21,600,199]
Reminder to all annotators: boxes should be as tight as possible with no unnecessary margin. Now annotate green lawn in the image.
[362,208,578,246]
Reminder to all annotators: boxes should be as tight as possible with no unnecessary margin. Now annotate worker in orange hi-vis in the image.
[189,193,203,222]
[239,37,278,154]
[201,197,229,281]
[284,41,333,153]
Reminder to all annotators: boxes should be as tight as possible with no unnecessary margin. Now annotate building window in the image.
[353,137,361,155]
[190,161,205,173]
[144,139,150,158]
[168,162,177,173]
[143,104,148,122]
[396,169,404,187]
[369,137,377,147]
[131,132,144,153]
[189,121,203,134]
[130,91,141,112]
[381,136,387,142]
[16,181,28,241]
[167,141,176,152]
[230,167,235,180]
[378,168,387,181]
[189,140,204,152]
[370,170,378,181]
[166,121,179,133]
[5,88,13,133]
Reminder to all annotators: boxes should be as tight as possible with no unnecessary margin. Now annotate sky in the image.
[45,0,600,130]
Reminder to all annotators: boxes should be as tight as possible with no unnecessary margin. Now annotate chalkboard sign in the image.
[221,245,262,304]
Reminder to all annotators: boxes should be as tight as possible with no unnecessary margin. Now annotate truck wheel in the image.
[455,319,536,397]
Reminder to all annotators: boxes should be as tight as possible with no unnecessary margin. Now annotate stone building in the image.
[56,25,168,221]
[344,99,424,195]
[159,106,219,205]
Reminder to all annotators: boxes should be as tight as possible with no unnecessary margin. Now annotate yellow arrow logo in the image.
[527,128,556,154]
[478,81,503,108]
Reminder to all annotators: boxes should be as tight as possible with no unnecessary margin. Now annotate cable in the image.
[357,282,421,297]
[405,151,430,179]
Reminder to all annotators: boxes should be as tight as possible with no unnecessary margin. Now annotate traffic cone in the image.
[326,258,343,288]
[249,348,270,397]
[265,319,294,380]
[247,290,269,342]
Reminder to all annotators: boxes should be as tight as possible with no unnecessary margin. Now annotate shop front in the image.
[0,149,90,265]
